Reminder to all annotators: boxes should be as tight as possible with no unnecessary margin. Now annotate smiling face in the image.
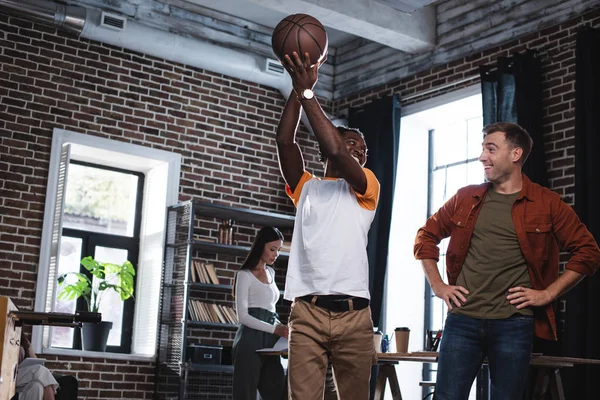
[341,130,368,166]
[260,239,283,266]
[479,131,523,184]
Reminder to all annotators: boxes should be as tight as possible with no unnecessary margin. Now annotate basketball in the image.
[271,14,328,66]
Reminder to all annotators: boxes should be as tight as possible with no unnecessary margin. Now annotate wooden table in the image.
[373,352,600,400]
[258,350,600,399]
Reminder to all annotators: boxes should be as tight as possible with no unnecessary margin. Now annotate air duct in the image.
[0,0,85,36]
[78,8,294,93]
[0,0,345,132]
[0,0,303,111]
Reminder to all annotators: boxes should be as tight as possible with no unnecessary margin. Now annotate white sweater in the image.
[235,267,280,334]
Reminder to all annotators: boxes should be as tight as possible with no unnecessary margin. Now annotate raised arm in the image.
[283,52,367,194]
[276,91,305,193]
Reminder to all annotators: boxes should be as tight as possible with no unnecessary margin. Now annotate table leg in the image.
[532,368,549,400]
[549,368,565,400]
[374,365,388,400]
[387,364,403,400]
[373,364,403,400]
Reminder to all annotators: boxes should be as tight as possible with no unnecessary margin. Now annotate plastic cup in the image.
[373,332,383,353]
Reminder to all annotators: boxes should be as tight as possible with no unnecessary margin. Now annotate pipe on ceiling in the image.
[0,0,329,123]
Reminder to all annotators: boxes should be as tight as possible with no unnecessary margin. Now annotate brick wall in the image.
[334,8,600,344]
[336,8,600,204]
[2,6,599,400]
[0,14,319,399]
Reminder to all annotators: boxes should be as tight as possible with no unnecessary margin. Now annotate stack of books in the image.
[188,300,238,324]
[190,261,220,284]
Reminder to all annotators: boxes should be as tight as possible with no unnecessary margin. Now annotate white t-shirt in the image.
[235,267,280,334]
[17,363,59,400]
[284,168,380,301]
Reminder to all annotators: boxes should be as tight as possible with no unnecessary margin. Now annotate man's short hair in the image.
[483,122,533,164]
[318,126,365,163]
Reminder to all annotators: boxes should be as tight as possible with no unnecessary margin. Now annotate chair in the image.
[54,374,78,400]
[419,380,435,400]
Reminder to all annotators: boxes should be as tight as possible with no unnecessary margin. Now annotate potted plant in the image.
[57,256,135,352]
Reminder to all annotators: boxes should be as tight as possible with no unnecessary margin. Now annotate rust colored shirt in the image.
[414,174,600,340]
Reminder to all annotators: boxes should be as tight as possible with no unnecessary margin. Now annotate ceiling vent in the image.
[100,12,126,31]
[265,58,285,76]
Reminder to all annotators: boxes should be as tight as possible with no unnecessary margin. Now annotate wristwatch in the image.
[299,88,314,100]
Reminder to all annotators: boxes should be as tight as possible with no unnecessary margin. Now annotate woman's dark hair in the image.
[318,125,365,164]
[232,226,284,296]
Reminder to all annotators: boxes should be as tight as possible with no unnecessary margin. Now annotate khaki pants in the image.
[288,299,376,400]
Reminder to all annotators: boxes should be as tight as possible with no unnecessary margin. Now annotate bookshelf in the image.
[154,200,293,400]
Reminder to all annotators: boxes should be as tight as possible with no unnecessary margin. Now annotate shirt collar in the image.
[471,173,534,201]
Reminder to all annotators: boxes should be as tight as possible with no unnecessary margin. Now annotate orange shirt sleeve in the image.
[355,168,380,211]
[285,171,314,207]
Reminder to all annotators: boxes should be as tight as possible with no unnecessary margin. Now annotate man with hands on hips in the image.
[414,122,600,400]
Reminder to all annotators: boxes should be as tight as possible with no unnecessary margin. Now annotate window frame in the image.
[53,160,145,353]
[33,128,181,360]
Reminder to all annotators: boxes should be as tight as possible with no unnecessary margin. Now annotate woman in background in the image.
[232,226,288,400]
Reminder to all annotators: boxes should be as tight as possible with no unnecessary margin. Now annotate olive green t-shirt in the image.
[452,189,533,318]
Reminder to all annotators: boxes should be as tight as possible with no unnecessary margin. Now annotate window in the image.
[33,129,181,360]
[51,161,144,353]
[385,86,483,400]
[428,109,484,330]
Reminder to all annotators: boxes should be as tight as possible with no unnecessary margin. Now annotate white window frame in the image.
[33,128,181,361]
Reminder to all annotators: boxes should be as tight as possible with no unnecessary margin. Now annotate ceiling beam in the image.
[375,0,438,13]
[246,0,436,53]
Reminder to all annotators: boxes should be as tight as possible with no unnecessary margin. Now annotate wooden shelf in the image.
[192,201,295,229]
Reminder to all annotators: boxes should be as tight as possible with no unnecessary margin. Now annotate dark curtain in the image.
[480,51,547,187]
[479,51,547,400]
[566,27,600,400]
[348,94,401,330]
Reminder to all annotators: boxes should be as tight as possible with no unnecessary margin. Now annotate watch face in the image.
[303,89,314,99]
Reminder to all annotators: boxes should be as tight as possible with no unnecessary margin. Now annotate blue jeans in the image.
[435,313,534,400]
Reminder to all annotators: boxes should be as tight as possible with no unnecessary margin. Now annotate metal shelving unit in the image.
[154,201,293,400]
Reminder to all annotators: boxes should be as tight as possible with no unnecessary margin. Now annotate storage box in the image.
[187,344,222,365]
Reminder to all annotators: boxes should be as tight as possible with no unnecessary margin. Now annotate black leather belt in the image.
[298,295,370,312]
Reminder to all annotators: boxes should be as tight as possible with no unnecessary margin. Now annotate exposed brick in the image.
[1,8,597,400]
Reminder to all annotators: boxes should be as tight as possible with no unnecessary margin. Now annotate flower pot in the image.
[81,321,113,352]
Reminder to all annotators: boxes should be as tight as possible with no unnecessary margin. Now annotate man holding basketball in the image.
[276,50,380,400]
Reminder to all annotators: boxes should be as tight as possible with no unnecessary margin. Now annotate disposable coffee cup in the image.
[373,331,383,353]
[394,327,410,353]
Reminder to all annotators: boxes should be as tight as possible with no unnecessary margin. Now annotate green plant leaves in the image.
[57,256,136,313]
